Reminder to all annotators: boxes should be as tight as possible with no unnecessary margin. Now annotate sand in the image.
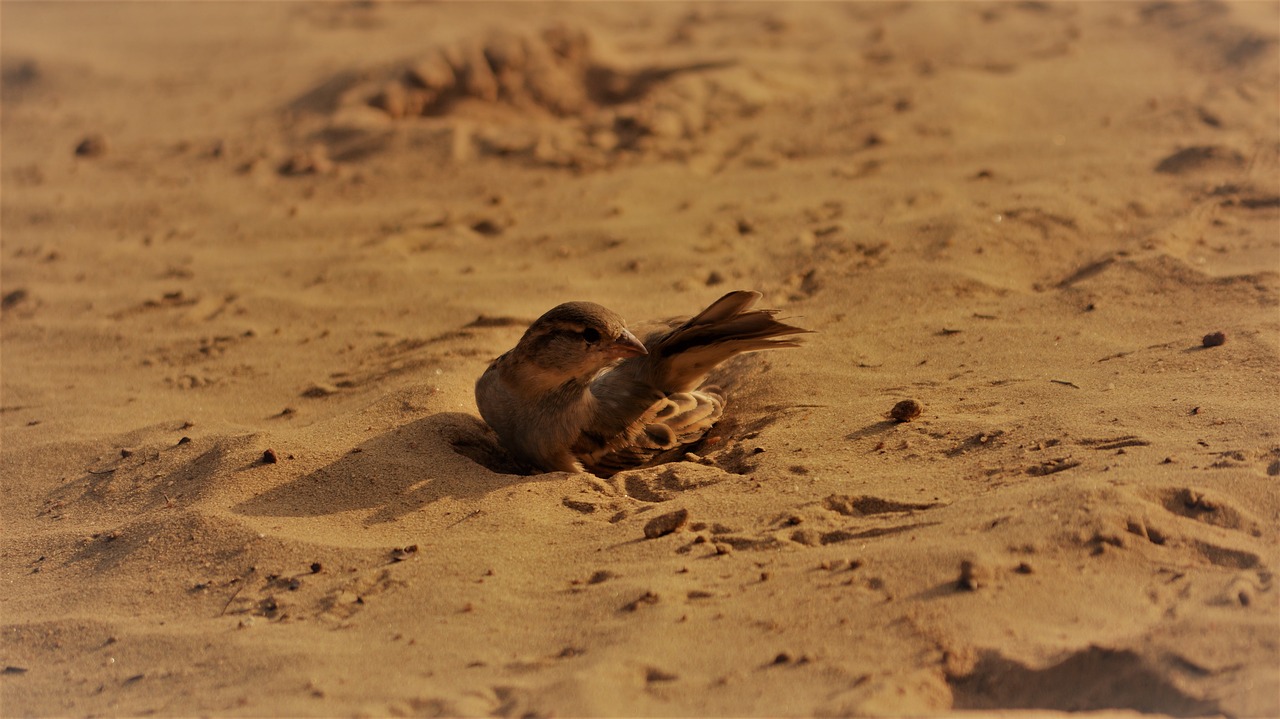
[2,2,1278,716]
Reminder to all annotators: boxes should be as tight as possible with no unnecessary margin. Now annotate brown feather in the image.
[644,290,811,393]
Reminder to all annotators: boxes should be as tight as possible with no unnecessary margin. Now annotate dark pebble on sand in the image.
[890,399,924,422]
[643,509,690,539]
[391,545,419,562]
[2,289,29,310]
[958,559,992,590]
[1202,331,1226,348]
[74,134,108,157]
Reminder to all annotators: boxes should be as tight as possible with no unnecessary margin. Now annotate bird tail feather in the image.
[648,290,811,393]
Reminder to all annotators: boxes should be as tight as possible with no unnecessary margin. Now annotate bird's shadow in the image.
[232,354,818,525]
[233,412,544,526]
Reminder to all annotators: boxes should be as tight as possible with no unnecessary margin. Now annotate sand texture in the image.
[2,2,1279,716]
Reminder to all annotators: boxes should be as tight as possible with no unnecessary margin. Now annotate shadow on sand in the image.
[232,412,551,525]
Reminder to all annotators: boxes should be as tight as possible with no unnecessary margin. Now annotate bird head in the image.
[517,301,647,384]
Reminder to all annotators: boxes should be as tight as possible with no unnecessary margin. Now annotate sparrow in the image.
[475,290,809,476]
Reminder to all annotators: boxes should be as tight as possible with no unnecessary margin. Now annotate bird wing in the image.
[571,290,808,477]
[574,390,724,477]
[645,290,811,393]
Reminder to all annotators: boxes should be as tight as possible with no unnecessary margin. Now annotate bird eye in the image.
[581,327,601,344]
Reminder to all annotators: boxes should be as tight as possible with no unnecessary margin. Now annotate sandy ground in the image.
[2,2,1279,716]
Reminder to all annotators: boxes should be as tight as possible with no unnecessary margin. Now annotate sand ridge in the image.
[2,2,1278,716]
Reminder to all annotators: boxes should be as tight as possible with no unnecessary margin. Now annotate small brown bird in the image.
[475,290,809,476]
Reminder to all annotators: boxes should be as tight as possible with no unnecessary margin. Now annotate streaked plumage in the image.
[475,290,809,476]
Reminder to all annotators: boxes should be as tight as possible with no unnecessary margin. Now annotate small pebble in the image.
[958,559,992,590]
[587,570,615,585]
[889,399,924,422]
[390,545,419,562]
[1,289,29,311]
[262,449,279,464]
[1201,331,1226,348]
[643,508,689,539]
[645,667,679,683]
[74,134,108,158]
[470,218,505,236]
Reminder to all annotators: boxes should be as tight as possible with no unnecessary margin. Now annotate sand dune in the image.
[2,2,1278,716]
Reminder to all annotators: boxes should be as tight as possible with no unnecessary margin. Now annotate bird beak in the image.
[607,328,648,359]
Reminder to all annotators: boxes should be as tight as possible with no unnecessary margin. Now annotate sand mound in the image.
[285,24,798,171]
